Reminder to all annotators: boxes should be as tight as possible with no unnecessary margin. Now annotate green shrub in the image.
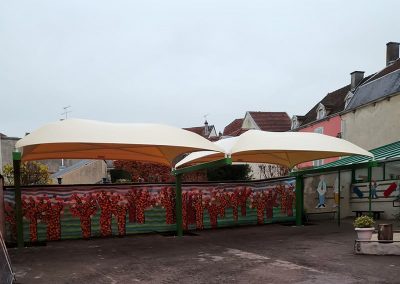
[353,215,375,228]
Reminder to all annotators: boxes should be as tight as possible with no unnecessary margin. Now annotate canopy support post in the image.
[13,152,23,248]
[175,174,183,237]
[368,165,372,217]
[295,175,304,226]
[337,170,341,227]
[172,158,232,237]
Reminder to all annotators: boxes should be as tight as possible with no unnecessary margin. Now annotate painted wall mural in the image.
[3,179,295,244]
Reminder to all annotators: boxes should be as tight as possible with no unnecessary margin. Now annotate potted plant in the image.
[353,215,375,240]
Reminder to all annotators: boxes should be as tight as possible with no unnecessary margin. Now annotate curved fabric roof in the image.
[15,119,224,167]
[176,130,373,168]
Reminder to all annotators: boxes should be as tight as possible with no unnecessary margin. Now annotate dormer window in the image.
[344,92,354,109]
[291,116,299,130]
[316,103,326,120]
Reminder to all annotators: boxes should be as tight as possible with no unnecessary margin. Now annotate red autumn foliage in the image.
[37,195,64,241]
[182,191,197,230]
[192,191,205,229]
[4,202,16,241]
[96,191,113,237]
[276,185,289,214]
[125,188,141,223]
[238,187,252,216]
[283,185,295,216]
[250,191,267,224]
[22,196,42,242]
[114,161,173,182]
[265,189,278,219]
[214,189,230,218]
[136,188,156,224]
[69,193,97,239]
[203,189,231,229]
[228,189,241,222]
[113,160,207,183]
[157,187,176,224]
[110,194,128,236]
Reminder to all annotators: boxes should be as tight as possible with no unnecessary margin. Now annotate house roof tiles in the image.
[183,125,215,139]
[300,85,351,126]
[346,59,400,111]
[223,118,244,136]
[248,112,291,132]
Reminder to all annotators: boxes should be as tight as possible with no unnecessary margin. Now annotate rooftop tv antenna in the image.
[60,105,71,170]
[61,105,72,120]
[203,113,209,122]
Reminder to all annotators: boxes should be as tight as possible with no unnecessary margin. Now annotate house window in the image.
[313,159,323,167]
[313,127,324,167]
[291,117,298,130]
[314,127,324,134]
[344,92,354,108]
[316,104,326,120]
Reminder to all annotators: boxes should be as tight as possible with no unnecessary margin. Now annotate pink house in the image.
[291,71,368,168]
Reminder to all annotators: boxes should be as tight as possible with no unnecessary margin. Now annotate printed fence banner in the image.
[3,178,295,243]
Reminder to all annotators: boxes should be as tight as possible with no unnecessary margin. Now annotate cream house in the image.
[341,42,400,150]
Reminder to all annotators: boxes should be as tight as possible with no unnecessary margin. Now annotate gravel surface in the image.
[8,219,400,284]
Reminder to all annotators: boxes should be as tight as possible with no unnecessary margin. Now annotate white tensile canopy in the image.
[175,130,373,168]
[15,119,224,167]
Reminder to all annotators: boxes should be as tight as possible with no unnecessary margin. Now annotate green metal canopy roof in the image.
[297,140,400,174]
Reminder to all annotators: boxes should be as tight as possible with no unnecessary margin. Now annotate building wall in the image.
[55,160,107,185]
[248,163,288,180]
[304,171,399,220]
[304,171,352,218]
[342,93,400,150]
[43,159,82,174]
[0,137,19,174]
[298,115,342,168]
[350,180,400,219]
[242,113,257,129]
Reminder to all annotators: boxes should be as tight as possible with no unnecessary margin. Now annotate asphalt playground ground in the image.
[8,219,400,284]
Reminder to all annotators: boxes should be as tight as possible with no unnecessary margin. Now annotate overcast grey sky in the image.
[1,0,399,137]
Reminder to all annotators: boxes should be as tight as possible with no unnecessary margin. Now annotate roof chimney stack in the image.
[386,42,399,66]
[204,120,209,137]
[350,71,364,90]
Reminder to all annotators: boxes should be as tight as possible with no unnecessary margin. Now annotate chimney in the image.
[204,120,209,137]
[350,71,364,89]
[386,42,399,66]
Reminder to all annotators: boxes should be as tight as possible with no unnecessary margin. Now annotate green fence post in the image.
[13,151,24,248]
[172,158,232,237]
[367,165,372,217]
[295,175,304,226]
[175,174,183,237]
[337,171,341,227]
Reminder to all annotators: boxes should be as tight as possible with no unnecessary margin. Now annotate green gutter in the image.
[292,160,379,177]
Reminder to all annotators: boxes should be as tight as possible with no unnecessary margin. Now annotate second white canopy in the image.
[175,130,373,168]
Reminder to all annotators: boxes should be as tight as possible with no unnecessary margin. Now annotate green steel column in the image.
[382,163,386,181]
[337,171,341,227]
[367,166,372,217]
[172,158,232,237]
[175,174,183,237]
[12,152,23,248]
[295,175,304,226]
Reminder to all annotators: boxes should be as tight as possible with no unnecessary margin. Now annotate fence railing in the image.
[3,178,295,244]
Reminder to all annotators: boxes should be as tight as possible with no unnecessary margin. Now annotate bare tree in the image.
[258,164,289,179]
